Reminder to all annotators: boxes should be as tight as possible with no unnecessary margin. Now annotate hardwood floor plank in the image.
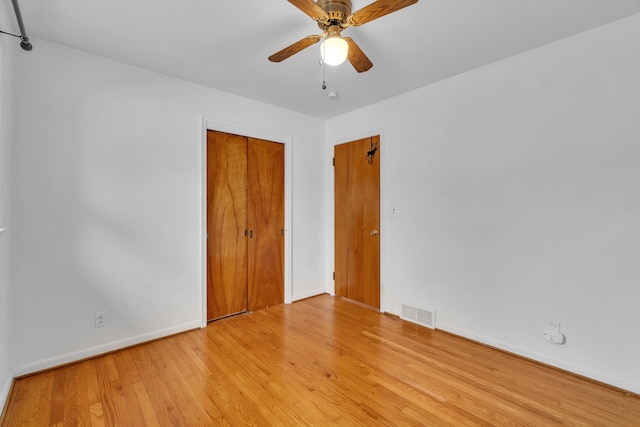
[94,355,133,426]
[358,331,551,425]
[187,346,277,424]
[155,341,223,424]
[131,382,160,427]
[221,311,378,420]
[2,294,640,426]
[88,402,105,427]
[62,364,81,425]
[110,351,148,426]
[5,374,52,426]
[127,345,181,426]
[74,362,96,426]
[48,368,66,426]
[30,372,55,427]
[234,309,397,424]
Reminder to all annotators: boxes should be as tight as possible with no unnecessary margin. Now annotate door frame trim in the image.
[200,116,293,327]
[327,128,386,312]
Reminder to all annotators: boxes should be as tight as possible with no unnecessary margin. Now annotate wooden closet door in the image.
[206,131,248,321]
[334,136,380,309]
[247,138,285,312]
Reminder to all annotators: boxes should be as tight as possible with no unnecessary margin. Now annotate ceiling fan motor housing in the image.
[317,0,352,28]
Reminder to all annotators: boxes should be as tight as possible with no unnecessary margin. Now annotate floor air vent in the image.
[401,303,436,329]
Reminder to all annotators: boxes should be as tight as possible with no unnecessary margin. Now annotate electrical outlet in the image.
[95,312,106,328]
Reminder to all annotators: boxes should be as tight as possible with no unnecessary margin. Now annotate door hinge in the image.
[332,157,335,166]
[333,271,335,280]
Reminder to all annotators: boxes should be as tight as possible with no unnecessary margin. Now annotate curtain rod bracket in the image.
[19,35,32,51]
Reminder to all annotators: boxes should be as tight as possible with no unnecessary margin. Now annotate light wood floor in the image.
[2,294,639,426]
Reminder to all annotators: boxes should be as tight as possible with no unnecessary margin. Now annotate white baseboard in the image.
[12,321,201,378]
[0,369,14,420]
[291,289,326,302]
[435,321,640,395]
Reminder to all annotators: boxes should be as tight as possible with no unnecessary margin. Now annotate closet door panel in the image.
[207,131,249,320]
[247,138,285,312]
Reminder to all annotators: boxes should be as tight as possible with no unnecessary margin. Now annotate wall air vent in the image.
[401,303,436,329]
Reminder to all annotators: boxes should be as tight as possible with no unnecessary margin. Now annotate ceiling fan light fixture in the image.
[321,26,348,66]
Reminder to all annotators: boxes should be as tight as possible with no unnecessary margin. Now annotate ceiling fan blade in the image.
[287,0,329,22]
[344,37,373,73]
[269,35,322,63]
[348,0,418,27]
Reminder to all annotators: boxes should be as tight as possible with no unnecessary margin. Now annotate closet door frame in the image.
[200,117,293,327]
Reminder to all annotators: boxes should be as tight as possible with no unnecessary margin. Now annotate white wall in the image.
[326,14,640,393]
[7,40,326,376]
[0,37,14,414]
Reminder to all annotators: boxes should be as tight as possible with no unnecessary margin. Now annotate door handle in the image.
[370,229,379,236]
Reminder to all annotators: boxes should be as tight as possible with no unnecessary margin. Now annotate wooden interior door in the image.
[206,131,248,321]
[247,138,285,312]
[334,136,380,309]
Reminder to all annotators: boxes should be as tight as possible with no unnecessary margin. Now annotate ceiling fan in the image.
[269,0,419,73]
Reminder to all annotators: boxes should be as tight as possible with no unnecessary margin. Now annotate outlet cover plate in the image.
[95,312,106,328]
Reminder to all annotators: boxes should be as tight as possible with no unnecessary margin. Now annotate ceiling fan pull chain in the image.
[321,58,327,90]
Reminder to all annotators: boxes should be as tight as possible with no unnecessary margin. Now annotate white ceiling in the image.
[3,0,640,119]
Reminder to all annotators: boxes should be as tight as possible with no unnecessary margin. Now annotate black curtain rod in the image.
[1,0,33,51]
